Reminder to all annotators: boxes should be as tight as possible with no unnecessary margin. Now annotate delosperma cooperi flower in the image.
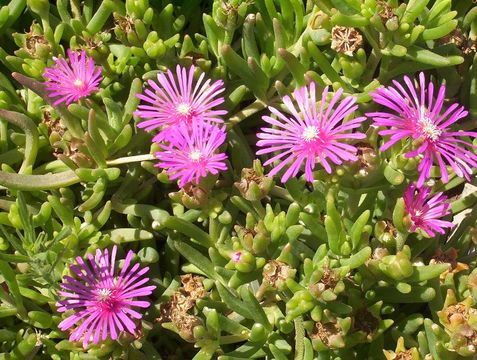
[57,246,155,348]
[155,121,228,187]
[367,72,477,187]
[256,82,366,183]
[43,49,103,106]
[134,65,227,142]
[403,183,454,237]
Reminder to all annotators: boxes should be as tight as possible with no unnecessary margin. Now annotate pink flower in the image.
[231,251,242,263]
[135,65,227,142]
[403,183,454,237]
[43,49,102,106]
[256,82,366,183]
[367,72,477,187]
[155,121,228,187]
[57,246,155,348]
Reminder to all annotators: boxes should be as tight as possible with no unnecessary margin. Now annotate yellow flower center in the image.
[73,79,84,87]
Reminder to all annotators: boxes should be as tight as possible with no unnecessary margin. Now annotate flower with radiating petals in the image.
[367,72,477,187]
[135,65,227,142]
[155,121,228,187]
[57,246,155,348]
[43,49,102,106]
[403,183,454,237]
[256,82,366,183]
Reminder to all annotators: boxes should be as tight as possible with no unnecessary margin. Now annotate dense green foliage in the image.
[0,0,477,359]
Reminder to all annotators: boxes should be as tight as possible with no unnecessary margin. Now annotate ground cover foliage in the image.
[0,0,477,359]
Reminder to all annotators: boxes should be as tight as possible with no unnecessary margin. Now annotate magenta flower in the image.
[367,72,477,187]
[43,49,102,106]
[57,246,155,348]
[403,183,454,237]
[155,121,228,187]
[135,65,227,142]
[256,82,366,183]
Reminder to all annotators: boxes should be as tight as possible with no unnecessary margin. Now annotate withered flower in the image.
[331,26,363,55]
[430,248,469,280]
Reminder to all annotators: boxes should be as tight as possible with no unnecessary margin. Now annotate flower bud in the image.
[310,320,345,350]
[379,250,413,281]
[262,260,295,291]
[169,184,208,209]
[213,0,249,31]
[234,159,274,201]
[309,11,331,30]
[230,250,256,273]
[249,323,268,342]
[375,220,397,247]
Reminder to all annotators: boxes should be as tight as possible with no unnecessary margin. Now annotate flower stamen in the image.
[302,126,319,142]
[418,108,442,141]
[177,103,192,115]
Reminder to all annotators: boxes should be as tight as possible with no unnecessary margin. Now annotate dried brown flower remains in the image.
[331,26,363,55]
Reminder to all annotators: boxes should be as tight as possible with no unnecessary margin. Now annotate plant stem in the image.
[106,154,155,166]
[0,170,80,191]
[226,99,267,129]
[0,109,38,174]
[294,317,305,360]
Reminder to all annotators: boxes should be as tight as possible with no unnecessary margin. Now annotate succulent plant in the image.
[0,0,476,359]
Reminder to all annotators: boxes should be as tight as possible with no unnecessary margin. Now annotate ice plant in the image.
[155,122,228,187]
[403,183,454,237]
[135,64,227,142]
[256,82,366,183]
[367,72,477,187]
[57,246,155,348]
[43,49,103,106]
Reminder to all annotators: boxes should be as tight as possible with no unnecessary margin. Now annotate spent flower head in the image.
[256,82,366,183]
[155,122,228,187]
[43,49,102,106]
[403,183,454,237]
[367,72,477,187]
[135,65,227,142]
[57,246,155,348]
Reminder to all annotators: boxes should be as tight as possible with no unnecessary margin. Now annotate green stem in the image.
[294,317,305,360]
[226,100,267,129]
[0,109,38,174]
[451,190,477,214]
[0,170,79,191]
[219,334,249,344]
[111,198,170,225]
[223,29,235,46]
[361,28,381,54]
[106,154,155,166]
[362,49,382,84]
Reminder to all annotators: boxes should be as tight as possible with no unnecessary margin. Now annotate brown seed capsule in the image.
[430,247,469,280]
[115,14,135,34]
[25,32,49,57]
[180,274,207,300]
[352,308,379,336]
[331,26,363,56]
[377,0,397,23]
[355,142,378,177]
[311,321,343,348]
